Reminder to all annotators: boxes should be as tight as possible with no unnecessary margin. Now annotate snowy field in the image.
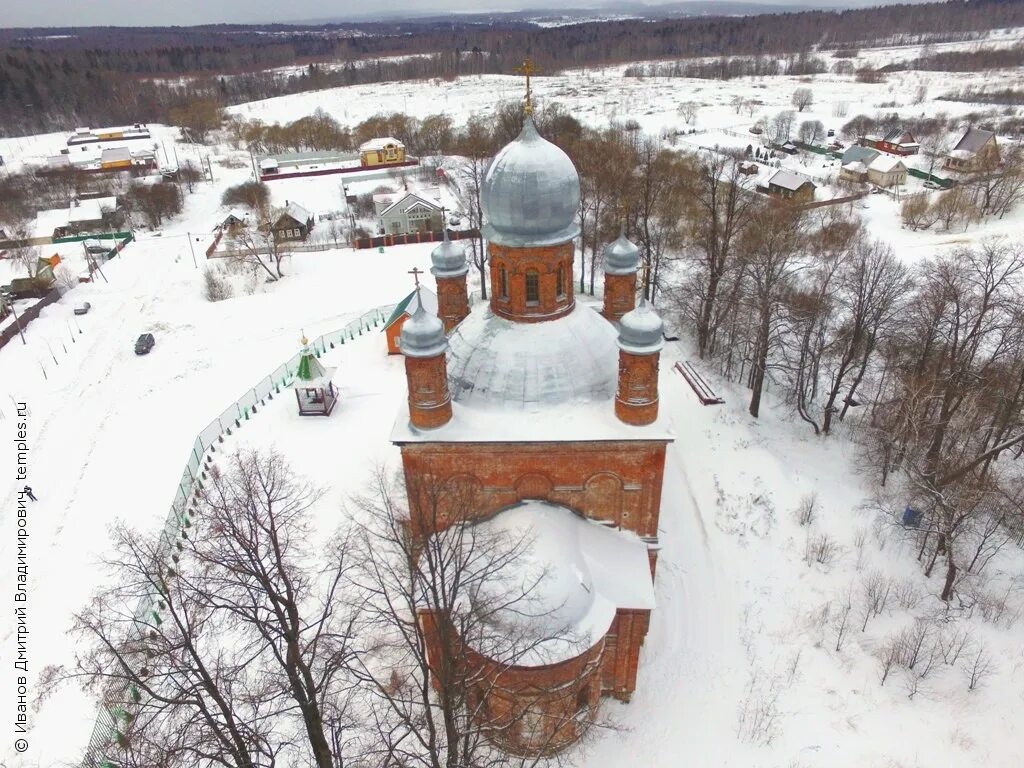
[1,28,1023,768]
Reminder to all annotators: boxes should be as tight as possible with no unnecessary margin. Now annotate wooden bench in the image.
[674,361,724,406]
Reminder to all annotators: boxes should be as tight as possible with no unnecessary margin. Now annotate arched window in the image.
[556,264,565,298]
[499,265,509,300]
[525,270,540,305]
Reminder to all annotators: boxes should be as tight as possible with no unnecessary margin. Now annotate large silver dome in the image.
[480,117,581,248]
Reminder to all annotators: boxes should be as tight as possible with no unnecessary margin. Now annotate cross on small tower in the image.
[408,266,424,291]
[513,57,540,115]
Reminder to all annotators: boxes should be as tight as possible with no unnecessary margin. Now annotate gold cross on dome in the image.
[514,57,541,115]
[408,266,424,290]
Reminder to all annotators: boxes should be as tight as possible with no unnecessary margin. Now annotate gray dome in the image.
[480,117,581,248]
[400,299,447,358]
[430,231,468,277]
[618,298,664,354]
[603,232,640,275]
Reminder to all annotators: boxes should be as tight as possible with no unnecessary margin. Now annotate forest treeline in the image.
[3,0,1024,135]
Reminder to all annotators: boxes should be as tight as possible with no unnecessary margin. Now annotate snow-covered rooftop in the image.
[768,169,814,191]
[448,302,617,408]
[867,154,905,173]
[360,137,403,151]
[452,500,655,667]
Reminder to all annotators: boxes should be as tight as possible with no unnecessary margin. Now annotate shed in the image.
[383,287,439,354]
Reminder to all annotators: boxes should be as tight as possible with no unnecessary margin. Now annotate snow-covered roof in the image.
[260,158,279,170]
[442,500,655,667]
[841,145,879,165]
[952,127,996,155]
[68,200,103,224]
[392,301,674,443]
[447,303,617,408]
[379,192,441,218]
[360,137,404,152]
[842,161,867,173]
[281,201,312,224]
[768,170,814,191]
[34,207,71,237]
[100,147,131,163]
[867,154,905,174]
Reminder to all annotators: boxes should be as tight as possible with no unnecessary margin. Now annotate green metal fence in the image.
[79,301,396,768]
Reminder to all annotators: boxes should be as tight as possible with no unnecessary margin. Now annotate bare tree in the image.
[347,469,596,768]
[195,450,357,768]
[739,202,806,418]
[792,87,814,112]
[61,524,283,768]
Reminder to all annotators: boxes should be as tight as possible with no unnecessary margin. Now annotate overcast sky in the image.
[3,0,869,29]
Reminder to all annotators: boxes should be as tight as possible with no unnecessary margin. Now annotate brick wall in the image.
[489,241,574,322]
[404,354,452,429]
[399,440,668,540]
[435,274,470,332]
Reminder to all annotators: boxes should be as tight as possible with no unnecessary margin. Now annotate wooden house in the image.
[272,202,314,242]
[765,170,816,203]
[383,287,439,354]
[359,138,406,167]
[867,127,919,155]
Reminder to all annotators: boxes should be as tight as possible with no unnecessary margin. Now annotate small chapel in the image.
[391,86,671,756]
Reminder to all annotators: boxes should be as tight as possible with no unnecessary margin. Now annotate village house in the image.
[866,154,908,188]
[272,202,314,242]
[374,191,443,235]
[944,127,999,172]
[765,170,816,203]
[359,137,406,167]
[864,127,919,155]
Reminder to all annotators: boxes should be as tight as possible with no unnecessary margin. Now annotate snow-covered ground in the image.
[1,29,1023,768]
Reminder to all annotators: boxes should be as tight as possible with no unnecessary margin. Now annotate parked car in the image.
[74,301,91,315]
[134,333,155,355]
[923,181,941,190]
[827,129,835,137]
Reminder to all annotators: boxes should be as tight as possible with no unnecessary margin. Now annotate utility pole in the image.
[187,232,199,268]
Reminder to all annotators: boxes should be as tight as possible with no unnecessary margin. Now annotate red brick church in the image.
[391,111,671,755]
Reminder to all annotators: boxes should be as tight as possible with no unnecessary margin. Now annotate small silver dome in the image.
[481,116,581,248]
[603,232,640,275]
[430,230,468,277]
[618,298,664,354]
[400,299,447,358]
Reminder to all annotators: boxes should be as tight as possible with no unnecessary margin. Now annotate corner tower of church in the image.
[481,116,580,323]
